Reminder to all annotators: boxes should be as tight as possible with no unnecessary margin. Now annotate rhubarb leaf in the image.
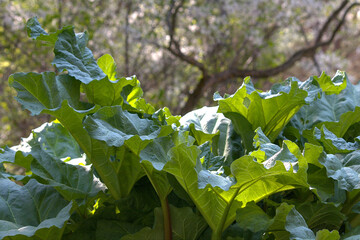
[0,179,73,240]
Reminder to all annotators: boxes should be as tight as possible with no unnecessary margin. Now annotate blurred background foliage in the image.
[1,0,360,146]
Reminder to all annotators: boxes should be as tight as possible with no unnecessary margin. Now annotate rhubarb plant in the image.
[1,17,360,240]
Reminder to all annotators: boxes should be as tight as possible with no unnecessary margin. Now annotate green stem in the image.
[141,164,172,239]
[211,187,241,240]
[160,197,172,240]
[211,176,268,240]
[211,227,222,240]
[349,212,360,227]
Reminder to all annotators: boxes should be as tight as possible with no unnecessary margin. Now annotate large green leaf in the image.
[300,107,360,147]
[216,77,308,149]
[117,77,155,114]
[140,136,175,171]
[319,151,360,191]
[52,101,100,158]
[235,201,343,239]
[81,129,146,200]
[251,128,296,165]
[0,179,73,240]
[112,145,145,198]
[30,122,82,159]
[249,128,309,180]
[26,17,72,45]
[53,29,106,83]
[163,142,308,236]
[9,72,89,116]
[1,122,105,202]
[8,72,97,156]
[0,121,83,171]
[231,154,308,206]
[84,106,162,154]
[198,142,225,172]
[320,107,360,138]
[30,148,105,202]
[164,144,238,232]
[97,54,117,81]
[152,107,180,127]
[179,106,221,145]
[312,71,347,95]
[290,74,360,134]
[83,55,143,107]
[179,106,243,166]
[140,136,174,200]
[26,17,106,83]
[306,126,359,154]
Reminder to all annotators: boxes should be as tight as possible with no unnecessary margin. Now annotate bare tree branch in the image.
[165,0,206,73]
[166,0,185,48]
[227,2,360,79]
[124,0,132,76]
[315,0,349,44]
[58,0,63,29]
[178,1,360,114]
[299,22,321,74]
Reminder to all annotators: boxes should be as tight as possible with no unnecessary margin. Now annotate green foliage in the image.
[1,18,360,240]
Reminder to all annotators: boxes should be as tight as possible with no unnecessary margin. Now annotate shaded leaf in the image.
[0,146,33,171]
[319,153,360,191]
[0,179,73,240]
[290,73,360,134]
[296,202,345,232]
[84,106,162,154]
[285,207,316,239]
[311,126,359,154]
[267,203,294,240]
[122,205,207,240]
[342,226,360,239]
[95,220,143,240]
[236,201,273,233]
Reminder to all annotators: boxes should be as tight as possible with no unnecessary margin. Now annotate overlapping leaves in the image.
[0,179,74,240]
[3,17,360,240]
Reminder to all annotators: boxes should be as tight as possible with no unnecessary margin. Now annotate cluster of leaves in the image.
[1,18,360,240]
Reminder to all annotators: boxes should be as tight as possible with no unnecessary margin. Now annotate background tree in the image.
[1,0,360,146]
